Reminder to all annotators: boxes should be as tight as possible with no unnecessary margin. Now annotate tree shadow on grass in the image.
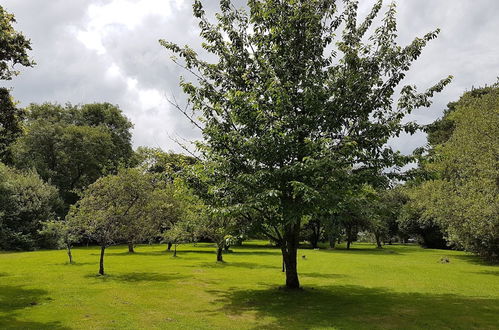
[300,272,347,279]
[182,249,282,256]
[453,254,499,266]
[91,250,167,257]
[471,270,499,276]
[84,272,187,283]
[187,261,279,270]
[51,262,95,267]
[0,285,69,329]
[317,247,402,256]
[205,285,499,329]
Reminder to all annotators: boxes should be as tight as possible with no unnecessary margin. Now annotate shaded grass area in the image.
[0,242,498,329]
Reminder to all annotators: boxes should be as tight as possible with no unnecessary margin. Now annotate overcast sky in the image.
[2,0,498,154]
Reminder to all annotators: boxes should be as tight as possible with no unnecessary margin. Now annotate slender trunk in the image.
[167,242,173,251]
[310,232,319,249]
[66,244,73,264]
[375,233,382,249]
[173,244,177,257]
[282,254,286,272]
[128,242,135,253]
[329,234,336,249]
[99,245,106,275]
[346,225,352,250]
[217,246,223,262]
[282,222,300,289]
[224,244,229,252]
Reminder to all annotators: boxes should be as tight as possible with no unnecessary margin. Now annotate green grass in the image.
[1,242,498,329]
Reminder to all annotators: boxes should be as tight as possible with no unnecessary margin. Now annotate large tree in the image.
[13,103,134,212]
[162,0,450,288]
[0,5,34,80]
[0,5,34,163]
[407,85,499,260]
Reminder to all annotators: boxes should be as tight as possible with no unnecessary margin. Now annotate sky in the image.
[2,0,499,155]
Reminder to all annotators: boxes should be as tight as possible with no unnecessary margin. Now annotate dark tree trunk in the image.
[216,246,223,262]
[329,234,336,249]
[224,243,230,252]
[375,233,383,249]
[281,222,301,289]
[99,245,106,275]
[310,221,321,249]
[346,225,354,250]
[173,244,177,257]
[282,254,286,272]
[167,242,173,251]
[310,236,319,249]
[128,242,135,253]
[66,244,73,264]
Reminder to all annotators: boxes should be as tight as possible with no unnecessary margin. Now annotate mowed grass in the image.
[1,242,498,329]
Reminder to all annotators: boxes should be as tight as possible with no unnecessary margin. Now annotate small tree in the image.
[39,219,81,263]
[162,220,196,257]
[194,211,239,262]
[67,169,156,275]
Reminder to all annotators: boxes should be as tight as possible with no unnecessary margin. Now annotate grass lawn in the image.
[0,241,498,329]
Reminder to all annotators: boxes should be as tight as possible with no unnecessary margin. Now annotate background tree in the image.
[162,0,451,288]
[39,218,81,263]
[162,219,197,257]
[406,84,499,260]
[0,88,23,164]
[0,163,60,250]
[13,103,134,213]
[67,169,155,275]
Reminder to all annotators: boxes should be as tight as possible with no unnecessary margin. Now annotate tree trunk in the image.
[328,233,336,249]
[173,244,177,257]
[128,242,135,253]
[216,246,223,262]
[281,222,301,289]
[346,225,353,250]
[375,233,382,249]
[310,236,319,249]
[282,255,286,272]
[167,242,173,251]
[66,244,73,264]
[99,245,106,275]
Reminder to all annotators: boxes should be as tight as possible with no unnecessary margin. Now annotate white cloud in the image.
[3,0,499,156]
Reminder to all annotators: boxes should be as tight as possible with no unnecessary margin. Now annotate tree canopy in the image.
[161,0,451,288]
[407,84,499,260]
[0,5,34,80]
[12,102,134,212]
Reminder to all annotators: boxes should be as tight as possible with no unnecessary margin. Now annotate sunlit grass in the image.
[1,241,498,329]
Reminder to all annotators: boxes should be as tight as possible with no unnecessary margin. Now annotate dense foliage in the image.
[0,5,34,80]
[0,163,60,250]
[12,103,134,212]
[161,0,450,288]
[406,85,499,260]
